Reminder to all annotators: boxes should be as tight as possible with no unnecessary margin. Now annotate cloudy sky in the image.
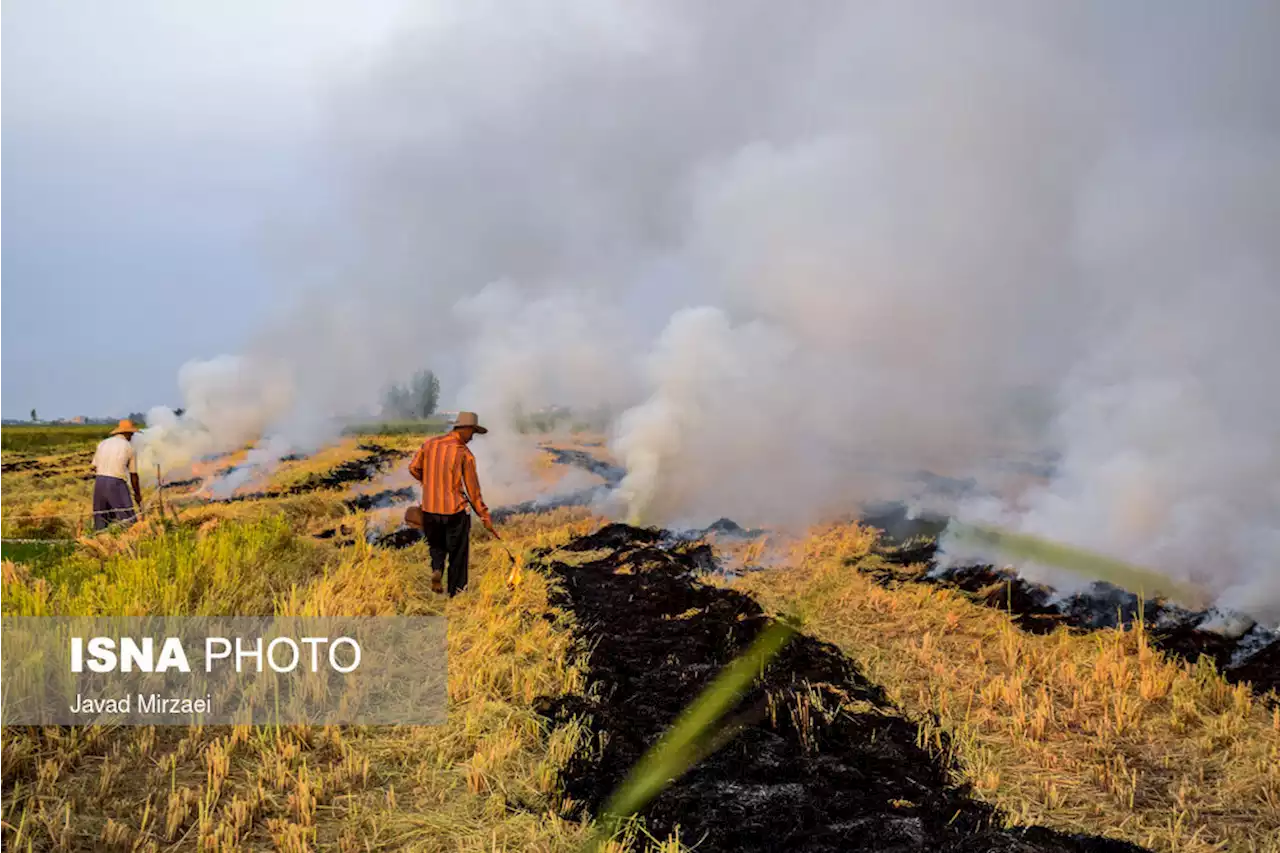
[2,1,409,419]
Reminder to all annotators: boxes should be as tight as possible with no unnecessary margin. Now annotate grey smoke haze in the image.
[143,3,1278,618]
[1,0,413,418]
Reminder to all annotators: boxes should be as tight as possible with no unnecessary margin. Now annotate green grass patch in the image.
[1,539,76,571]
[2,424,109,454]
[1,516,323,617]
[341,418,448,436]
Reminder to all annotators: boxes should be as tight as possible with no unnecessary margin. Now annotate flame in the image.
[506,551,525,587]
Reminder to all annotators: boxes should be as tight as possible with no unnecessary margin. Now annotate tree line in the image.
[380,370,441,420]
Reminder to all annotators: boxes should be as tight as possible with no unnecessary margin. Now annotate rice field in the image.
[1,438,602,849]
[731,525,1280,852]
[2,426,1276,852]
[1,424,108,455]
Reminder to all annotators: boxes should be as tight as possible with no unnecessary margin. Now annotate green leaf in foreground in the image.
[586,620,796,852]
[952,523,1208,609]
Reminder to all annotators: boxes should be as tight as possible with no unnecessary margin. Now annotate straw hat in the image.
[452,411,488,434]
[109,419,139,436]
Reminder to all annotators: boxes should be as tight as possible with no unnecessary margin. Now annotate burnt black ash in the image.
[2,451,95,478]
[370,527,423,549]
[541,447,625,486]
[162,477,201,489]
[283,444,405,492]
[213,444,407,503]
[537,523,1148,853]
[344,487,416,512]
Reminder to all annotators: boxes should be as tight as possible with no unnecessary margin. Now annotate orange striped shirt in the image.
[408,431,491,523]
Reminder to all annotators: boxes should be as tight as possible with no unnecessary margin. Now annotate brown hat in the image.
[109,419,139,436]
[452,411,488,434]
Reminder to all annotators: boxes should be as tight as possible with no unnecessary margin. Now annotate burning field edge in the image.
[3,436,1278,851]
[858,504,1280,703]
[732,523,1280,853]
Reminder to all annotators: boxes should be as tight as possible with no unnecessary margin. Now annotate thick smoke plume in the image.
[138,356,295,476]
[148,2,1279,622]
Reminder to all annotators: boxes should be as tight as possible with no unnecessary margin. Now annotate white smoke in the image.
[967,143,1280,622]
[142,2,1280,620]
[452,282,641,504]
[137,355,297,476]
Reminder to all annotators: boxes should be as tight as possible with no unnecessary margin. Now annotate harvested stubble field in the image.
[2,430,1277,852]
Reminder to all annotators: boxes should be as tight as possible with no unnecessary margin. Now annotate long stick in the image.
[155,464,166,521]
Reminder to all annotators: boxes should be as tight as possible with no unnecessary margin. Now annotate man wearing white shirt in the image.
[91,419,143,530]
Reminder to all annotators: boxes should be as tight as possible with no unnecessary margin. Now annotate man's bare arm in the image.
[130,472,143,507]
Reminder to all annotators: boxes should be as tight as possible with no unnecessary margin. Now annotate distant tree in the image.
[381,384,407,419]
[381,370,440,420]
[173,408,186,417]
[30,408,37,422]
[127,412,147,426]
[412,370,441,418]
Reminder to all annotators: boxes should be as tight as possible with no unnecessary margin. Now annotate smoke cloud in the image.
[138,356,295,475]
[148,2,1279,622]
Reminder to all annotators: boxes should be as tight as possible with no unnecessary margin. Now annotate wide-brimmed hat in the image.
[452,411,488,434]
[109,419,139,436]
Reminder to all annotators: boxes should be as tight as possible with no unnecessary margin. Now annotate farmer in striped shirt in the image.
[408,411,496,595]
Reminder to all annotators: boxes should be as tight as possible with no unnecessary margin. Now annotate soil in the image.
[862,503,1279,702]
[536,523,1149,852]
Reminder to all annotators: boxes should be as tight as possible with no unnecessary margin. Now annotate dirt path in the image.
[537,524,1148,853]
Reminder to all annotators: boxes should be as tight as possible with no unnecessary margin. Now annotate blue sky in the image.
[2,1,408,419]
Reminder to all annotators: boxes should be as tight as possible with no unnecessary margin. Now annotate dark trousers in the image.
[423,511,471,595]
[92,476,136,531]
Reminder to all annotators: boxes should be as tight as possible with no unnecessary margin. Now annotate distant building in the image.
[70,416,87,424]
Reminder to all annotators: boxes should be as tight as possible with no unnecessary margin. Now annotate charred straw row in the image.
[866,529,1280,702]
[1,450,95,478]
[539,447,625,486]
[535,523,1147,853]
[213,444,407,504]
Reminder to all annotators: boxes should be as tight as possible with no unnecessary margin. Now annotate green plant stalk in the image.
[587,620,795,851]
[953,523,1208,609]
